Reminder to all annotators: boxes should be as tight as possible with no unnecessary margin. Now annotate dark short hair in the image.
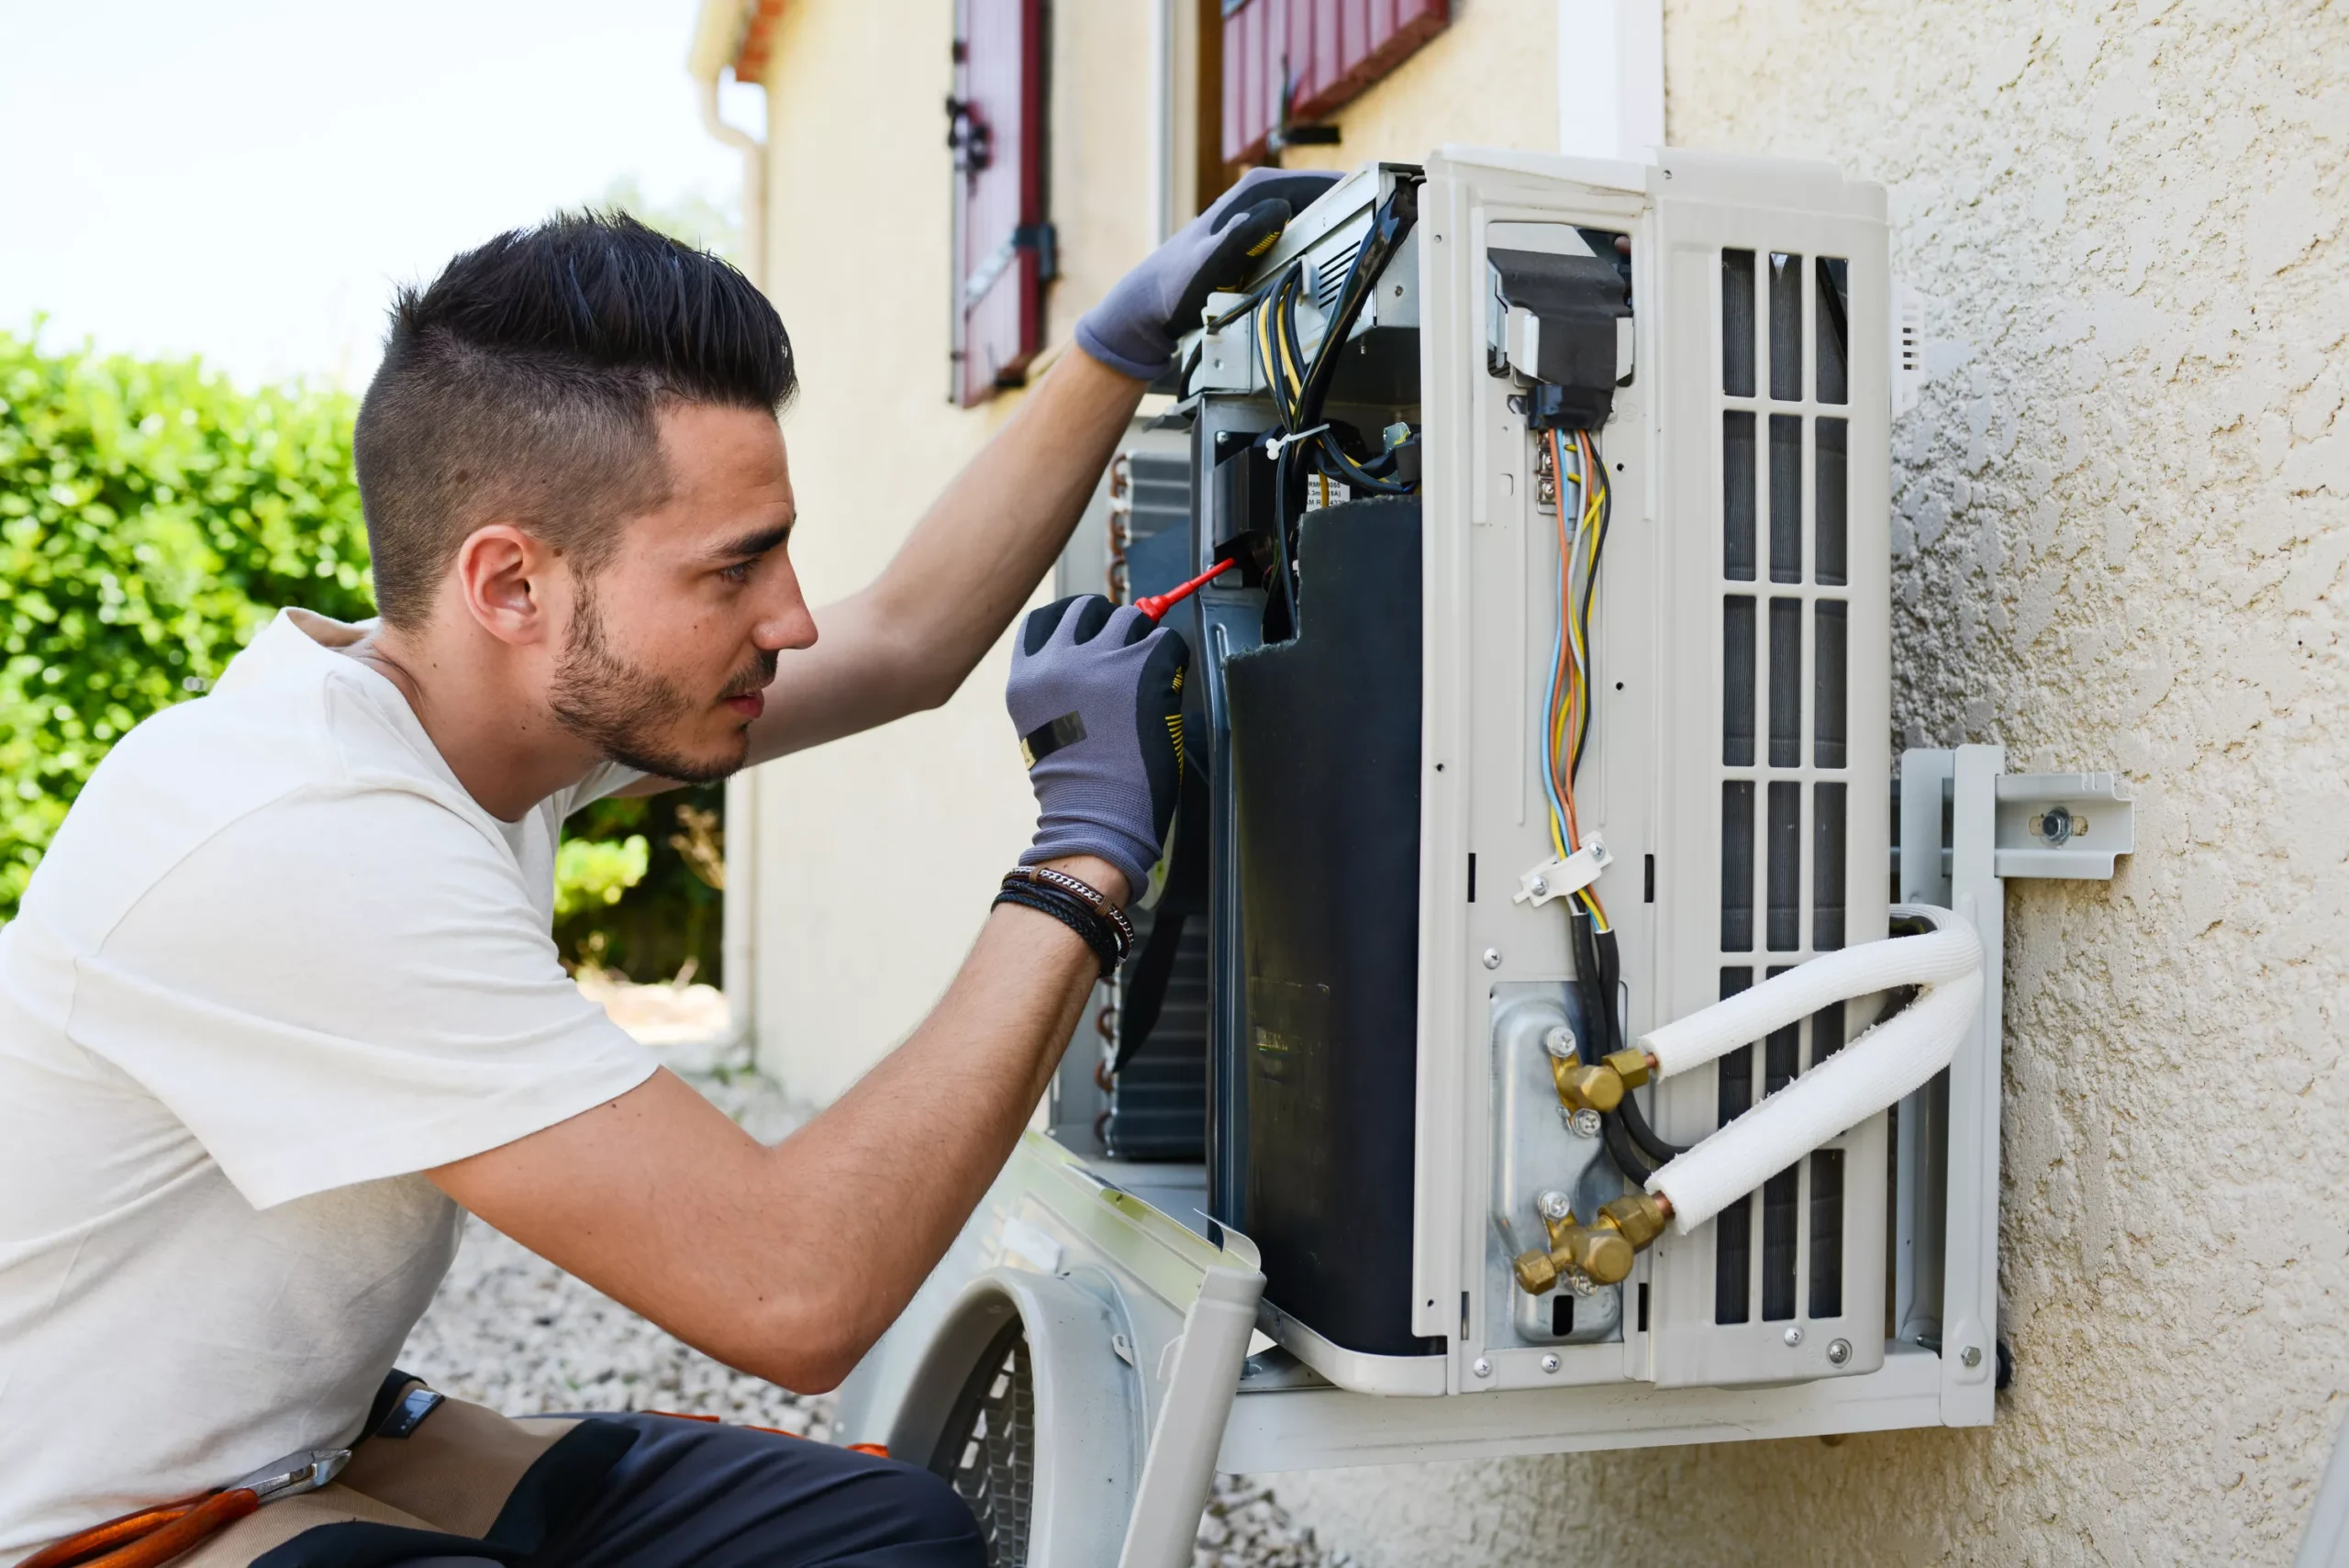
[354,212,794,628]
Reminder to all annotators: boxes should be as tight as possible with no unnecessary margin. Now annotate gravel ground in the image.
[398,1062,1350,1566]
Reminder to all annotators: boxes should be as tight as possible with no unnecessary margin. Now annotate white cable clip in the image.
[1264,422,1330,460]
[1511,834,1612,907]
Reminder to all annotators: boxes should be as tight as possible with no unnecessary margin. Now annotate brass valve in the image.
[1596,1191,1670,1251]
[1549,1047,1654,1114]
[1512,1244,1566,1296]
[1511,1207,1637,1293]
[1510,1193,1673,1297]
[1553,1211,1635,1285]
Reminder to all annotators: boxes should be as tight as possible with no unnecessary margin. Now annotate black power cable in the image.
[1599,922,1686,1166]
[1570,906,1658,1184]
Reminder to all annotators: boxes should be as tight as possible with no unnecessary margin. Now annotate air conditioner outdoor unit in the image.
[835,147,2132,1568]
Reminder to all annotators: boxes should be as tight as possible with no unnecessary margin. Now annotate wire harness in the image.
[1221,177,1422,636]
[1533,425,1685,1185]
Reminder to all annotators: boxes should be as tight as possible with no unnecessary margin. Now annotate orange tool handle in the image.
[14,1496,209,1568]
[1132,558,1236,621]
[55,1490,259,1568]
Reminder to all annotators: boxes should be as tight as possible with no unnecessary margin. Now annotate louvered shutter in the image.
[1220,0,1449,166]
[950,0,1047,407]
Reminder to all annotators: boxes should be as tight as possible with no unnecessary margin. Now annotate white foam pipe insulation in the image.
[1637,906,1984,1233]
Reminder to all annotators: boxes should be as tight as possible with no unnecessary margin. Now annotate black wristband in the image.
[1002,865,1136,949]
[993,882,1124,978]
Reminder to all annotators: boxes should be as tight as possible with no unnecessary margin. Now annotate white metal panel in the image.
[1641,151,1894,1389]
[1410,149,1652,1383]
[1411,147,1898,1394]
[1219,1346,1947,1473]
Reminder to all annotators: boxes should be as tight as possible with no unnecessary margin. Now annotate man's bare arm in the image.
[428,853,1125,1393]
[741,349,1146,762]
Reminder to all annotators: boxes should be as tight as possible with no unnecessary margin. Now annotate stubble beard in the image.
[548,584,771,784]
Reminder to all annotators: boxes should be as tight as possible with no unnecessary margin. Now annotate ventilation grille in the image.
[1713,247,1855,1328]
[1314,245,1353,313]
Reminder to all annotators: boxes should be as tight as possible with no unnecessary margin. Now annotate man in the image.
[0,167,1332,1566]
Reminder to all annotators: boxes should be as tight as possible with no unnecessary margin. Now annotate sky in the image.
[0,0,764,392]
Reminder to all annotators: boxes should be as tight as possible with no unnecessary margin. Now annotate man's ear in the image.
[453,523,561,648]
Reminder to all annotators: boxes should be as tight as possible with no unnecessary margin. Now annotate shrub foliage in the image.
[0,330,372,915]
[0,329,723,983]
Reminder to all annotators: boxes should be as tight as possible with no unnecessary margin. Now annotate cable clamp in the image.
[1511,835,1613,907]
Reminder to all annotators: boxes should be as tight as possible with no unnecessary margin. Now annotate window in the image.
[1219,0,1448,166]
[951,0,1049,406]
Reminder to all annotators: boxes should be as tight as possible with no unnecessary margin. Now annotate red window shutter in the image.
[951,0,1047,408]
[1219,0,1448,167]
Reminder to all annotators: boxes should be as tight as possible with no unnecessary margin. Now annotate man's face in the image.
[547,403,813,782]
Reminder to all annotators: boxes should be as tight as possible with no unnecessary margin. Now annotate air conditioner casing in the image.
[1167,147,1893,1397]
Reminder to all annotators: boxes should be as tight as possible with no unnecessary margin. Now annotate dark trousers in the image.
[398,1415,985,1568]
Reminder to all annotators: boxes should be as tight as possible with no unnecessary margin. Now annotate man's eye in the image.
[719,561,755,584]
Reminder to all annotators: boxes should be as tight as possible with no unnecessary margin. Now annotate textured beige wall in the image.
[743,0,1156,1102]
[1271,1,2349,1562]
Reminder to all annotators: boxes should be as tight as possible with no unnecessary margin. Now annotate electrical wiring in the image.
[1262,261,1414,494]
[1540,427,1609,915]
[1233,178,1422,636]
[1534,422,1686,1177]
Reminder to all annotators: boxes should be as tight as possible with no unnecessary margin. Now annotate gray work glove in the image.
[1008,595,1189,902]
[1074,167,1342,381]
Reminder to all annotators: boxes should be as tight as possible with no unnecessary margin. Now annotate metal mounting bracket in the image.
[1993,772,2135,880]
[1892,745,2133,1427]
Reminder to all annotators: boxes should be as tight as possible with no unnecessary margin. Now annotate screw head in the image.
[1783,1326,1805,1347]
[1536,1189,1575,1221]
[1540,1353,1561,1373]
[1826,1338,1852,1366]
[1543,1024,1576,1059]
[1959,1344,1983,1368]
[1529,874,1550,895]
[1472,1356,1493,1378]
[1482,948,1504,970]
[1571,1107,1605,1139]
[1567,1268,1598,1297]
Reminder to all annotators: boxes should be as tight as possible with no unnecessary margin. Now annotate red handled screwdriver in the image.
[1132,558,1237,621]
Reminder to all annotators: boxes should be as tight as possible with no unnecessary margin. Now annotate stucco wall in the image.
[742,0,1155,1102]
[1268,1,2349,1562]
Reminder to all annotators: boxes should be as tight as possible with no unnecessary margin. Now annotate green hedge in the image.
[557,783,727,983]
[0,330,373,916]
[0,329,723,983]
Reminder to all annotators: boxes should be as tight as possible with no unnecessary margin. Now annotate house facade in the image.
[687,0,2346,1558]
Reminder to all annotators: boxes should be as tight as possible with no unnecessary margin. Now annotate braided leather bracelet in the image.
[994,881,1126,977]
[1002,865,1137,949]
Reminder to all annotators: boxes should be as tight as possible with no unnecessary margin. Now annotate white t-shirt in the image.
[0,609,660,1555]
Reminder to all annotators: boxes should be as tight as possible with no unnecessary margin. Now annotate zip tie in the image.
[1264,422,1330,460]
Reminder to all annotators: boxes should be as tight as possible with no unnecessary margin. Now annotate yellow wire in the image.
[1254,299,1280,406]
[1275,285,1303,400]
[1545,428,1613,935]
